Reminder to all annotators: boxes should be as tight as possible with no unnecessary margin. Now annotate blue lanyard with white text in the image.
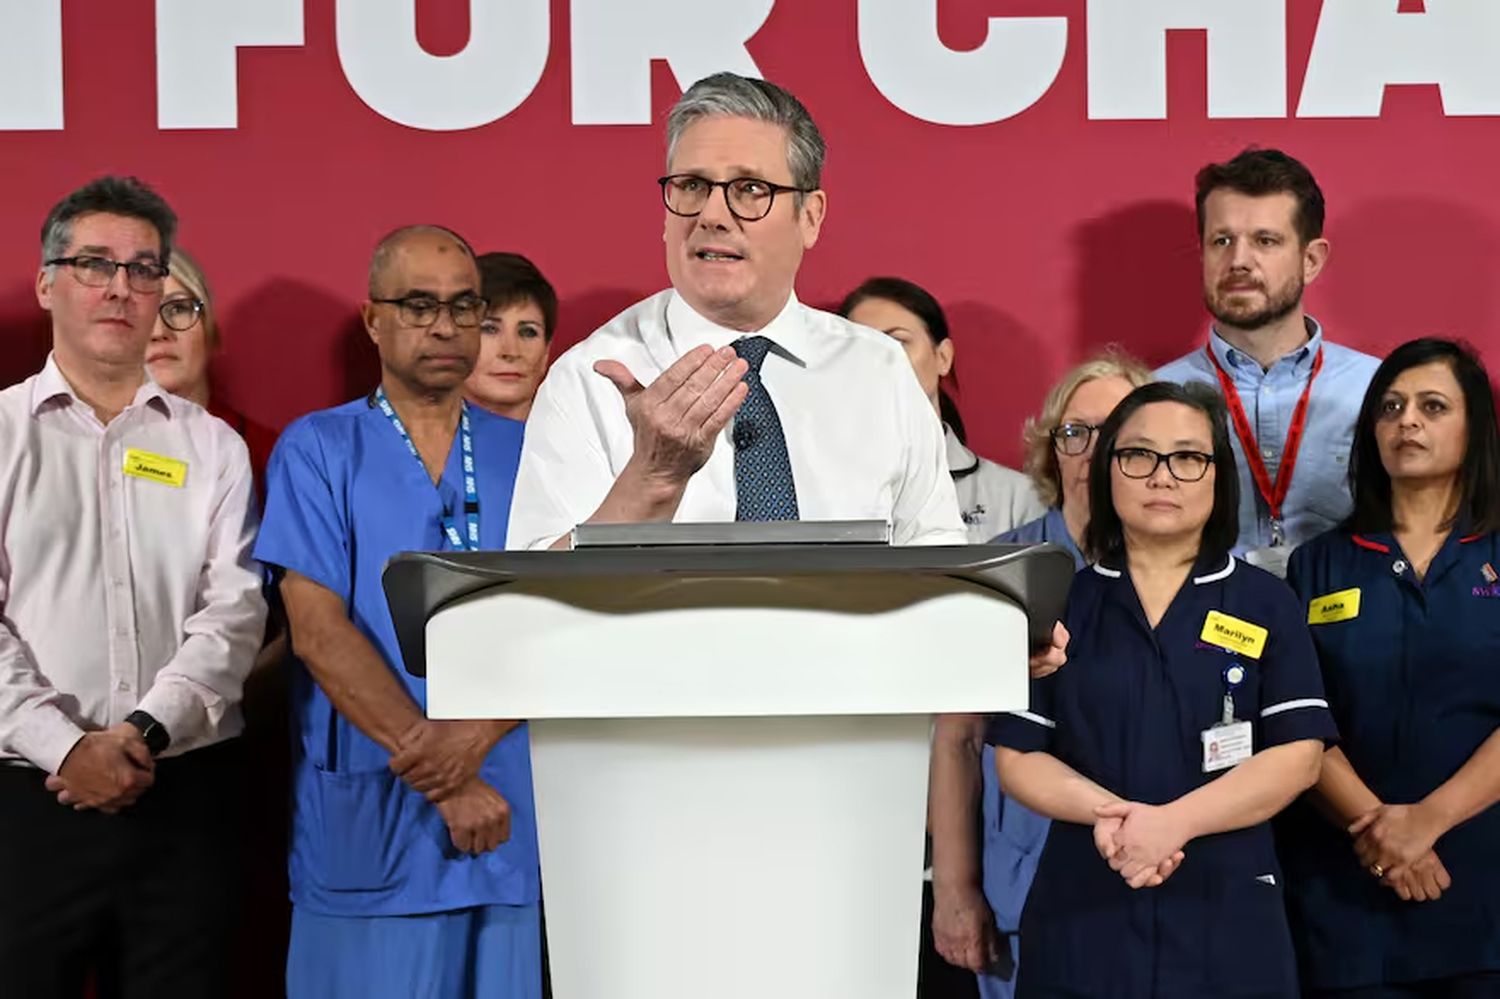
[374,387,480,551]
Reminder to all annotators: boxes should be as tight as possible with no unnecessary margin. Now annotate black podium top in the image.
[383,543,1076,677]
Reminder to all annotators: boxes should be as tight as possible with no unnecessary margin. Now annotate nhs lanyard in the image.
[374,387,480,552]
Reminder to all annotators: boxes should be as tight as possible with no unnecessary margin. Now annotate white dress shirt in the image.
[0,355,266,773]
[508,290,967,549]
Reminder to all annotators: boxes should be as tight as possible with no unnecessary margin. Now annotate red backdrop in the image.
[5,0,1499,469]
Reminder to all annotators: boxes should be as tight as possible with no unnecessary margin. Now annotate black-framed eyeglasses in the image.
[658,174,814,222]
[1112,447,1215,482]
[1050,422,1101,456]
[370,294,489,329]
[47,255,168,294]
[158,297,204,332]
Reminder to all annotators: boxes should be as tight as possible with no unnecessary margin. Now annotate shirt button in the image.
[1393,559,1408,575]
[116,678,132,693]
[1262,448,1275,459]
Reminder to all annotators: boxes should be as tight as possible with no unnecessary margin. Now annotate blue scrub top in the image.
[989,553,1337,997]
[255,395,540,918]
[1280,526,1500,990]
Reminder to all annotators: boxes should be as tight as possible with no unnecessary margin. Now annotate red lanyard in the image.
[1206,345,1324,528]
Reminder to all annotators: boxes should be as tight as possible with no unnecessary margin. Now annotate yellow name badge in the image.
[122,448,187,488]
[1200,611,1268,660]
[1308,588,1361,625]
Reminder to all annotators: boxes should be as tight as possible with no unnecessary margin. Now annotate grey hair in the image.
[665,73,826,196]
[367,224,476,298]
[40,175,177,276]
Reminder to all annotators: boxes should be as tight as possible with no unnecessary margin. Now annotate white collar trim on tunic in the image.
[1192,556,1236,585]
[1091,554,1236,584]
[663,290,812,367]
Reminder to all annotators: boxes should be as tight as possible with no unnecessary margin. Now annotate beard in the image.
[1204,273,1304,331]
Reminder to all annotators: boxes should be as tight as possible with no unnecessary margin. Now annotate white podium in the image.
[386,535,1072,999]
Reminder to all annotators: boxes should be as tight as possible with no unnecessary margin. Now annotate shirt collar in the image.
[30,352,172,418]
[1207,316,1324,375]
[664,290,813,367]
[1090,550,1237,585]
[944,424,979,477]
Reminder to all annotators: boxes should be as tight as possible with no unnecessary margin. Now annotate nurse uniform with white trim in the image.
[1280,526,1500,992]
[988,553,1337,997]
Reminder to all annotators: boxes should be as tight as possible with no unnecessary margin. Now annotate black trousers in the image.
[0,738,247,999]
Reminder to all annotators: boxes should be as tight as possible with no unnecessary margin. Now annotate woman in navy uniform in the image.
[990,381,1336,998]
[1282,338,1500,998]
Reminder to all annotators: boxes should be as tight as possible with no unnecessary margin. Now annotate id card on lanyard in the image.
[1207,346,1323,546]
[375,387,481,551]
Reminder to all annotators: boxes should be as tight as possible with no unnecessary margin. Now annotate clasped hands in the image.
[1348,802,1452,903]
[45,722,155,814]
[1092,801,1188,890]
[391,719,514,856]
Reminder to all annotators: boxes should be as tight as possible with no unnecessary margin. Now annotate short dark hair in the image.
[40,175,177,268]
[477,252,557,341]
[836,275,969,444]
[1084,381,1242,566]
[1195,148,1325,246]
[1345,338,1500,536]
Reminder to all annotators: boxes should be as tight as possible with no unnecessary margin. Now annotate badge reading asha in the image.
[1307,588,1361,624]
[122,448,187,488]
[1199,611,1267,659]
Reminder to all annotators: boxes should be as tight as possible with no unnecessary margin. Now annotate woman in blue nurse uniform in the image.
[990,381,1336,998]
[1281,338,1500,998]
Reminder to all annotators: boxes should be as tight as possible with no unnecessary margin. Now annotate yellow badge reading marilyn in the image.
[123,448,187,488]
[1307,588,1361,625]
[1200,610,1268,659]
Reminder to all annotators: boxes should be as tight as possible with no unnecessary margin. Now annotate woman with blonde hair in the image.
[147,248,276,481]
[929,348,1152,999]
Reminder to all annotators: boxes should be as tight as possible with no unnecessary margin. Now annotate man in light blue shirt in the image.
[1156,148,1378,576]
[256,226,540,998]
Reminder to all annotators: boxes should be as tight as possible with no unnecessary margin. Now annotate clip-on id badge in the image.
[1202,663,1253,773]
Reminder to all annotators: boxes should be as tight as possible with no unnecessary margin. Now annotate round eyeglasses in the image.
[158,297,204,332]
[370,294,489,329]
[1050,422,1101,456]
[1112,447,1215,482]
[47,255,168,295]
[658,174,814,222]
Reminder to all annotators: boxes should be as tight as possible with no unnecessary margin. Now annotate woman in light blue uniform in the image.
[990,381,1336,998]
[1281,339,1500,998]
[955,352,1150,998]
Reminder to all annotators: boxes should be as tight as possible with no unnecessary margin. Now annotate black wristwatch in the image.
[124,710,171,757]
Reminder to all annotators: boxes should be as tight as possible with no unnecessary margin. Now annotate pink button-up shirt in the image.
[0,355,267,773]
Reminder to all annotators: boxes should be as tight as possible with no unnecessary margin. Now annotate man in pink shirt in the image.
[0,176,266,998]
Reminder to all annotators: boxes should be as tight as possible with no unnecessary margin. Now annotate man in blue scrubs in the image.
[256,226,540,998]
[1156,148,1378,577]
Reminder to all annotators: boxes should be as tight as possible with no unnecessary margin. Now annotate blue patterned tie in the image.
[732,336,799,521]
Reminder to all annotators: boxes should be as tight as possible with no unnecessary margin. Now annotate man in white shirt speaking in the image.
[507,72,968,549]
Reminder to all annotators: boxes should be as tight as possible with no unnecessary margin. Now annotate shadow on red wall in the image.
[1071,200,1205,370]
[0,279,51,387]
[1319,196,1500,357]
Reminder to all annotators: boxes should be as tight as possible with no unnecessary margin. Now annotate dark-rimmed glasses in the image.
[47,255,168,294]
[658,174,814,222]
[370,294,488,329]
[1113,447,1215,482]
[158,297,204,332]
[1050,422,1101,456]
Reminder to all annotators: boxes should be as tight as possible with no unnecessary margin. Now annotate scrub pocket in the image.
[314,767,415,892]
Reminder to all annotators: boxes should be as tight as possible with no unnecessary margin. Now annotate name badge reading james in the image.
[1308,588,1361,625]
[1200,611,1267,659]
[123,448,187,488]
